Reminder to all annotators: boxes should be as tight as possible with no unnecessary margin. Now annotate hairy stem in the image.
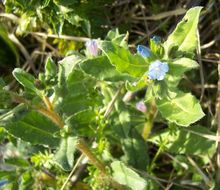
[148,145,163,172]
[37,107,64,128]
[60,154,85,190]
[38,96,125,190]
[42,96,54,111]
[142,101,157,140]
[77,139,107,174]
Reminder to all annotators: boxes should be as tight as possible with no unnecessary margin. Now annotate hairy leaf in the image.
[99,41,149,78]
[65,109,97,136]
[45,56,57,79]
[106,28,128,48]
[55,136,78,171]
[0,107,60,147]
[55,68,102,116]
[111,161,148,190]
[166,58,199,86]
[121,129,149,170]
[80,56,133,82]
[12,68,38,93]
[164,7,202,56]
[156,91,204,126]
[149,126,215,158]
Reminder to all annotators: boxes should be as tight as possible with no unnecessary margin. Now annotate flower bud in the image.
[137,45,151,58]
[123,91,134,103]
[151,35,161,44]
[86,39,98,56]
[136,101,147,113]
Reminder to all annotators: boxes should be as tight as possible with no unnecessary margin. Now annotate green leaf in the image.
[99,41,149,78]
[121,129,149,170]
[55,53,87,103]
[0,107,60,147]
[45,56,57,79]
[55,136,78,171]
[166,58,198,86]
[111,161,148,190]
[80,56,133,82]
[55,69,102,116]
[41,0,51,8]
[164,7,202,56]
[12,68,38,93]
[19,171,34,190]
[151,80,170,100]
[149,37,164,58]
[54,0,79,7]
[0,104,29,125]
[5,157,29,168]
[115,111,132,138]
[106,28,128,48]
[169,58,198,75]
[0,24,19,67]
[149,125,215,158]
[58,53,85,78]
[64,13,83,27]
[16,14,37,35]
[112,101,145,138]
[0,170,16,178]
[156,91,204,126]
[126,75,148,92]
[145,85,154,103]
[110,103,148,170]
[81,18,91,37]
[65,109,97,136]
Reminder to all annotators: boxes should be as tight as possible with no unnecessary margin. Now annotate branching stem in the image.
[39,96,125,190]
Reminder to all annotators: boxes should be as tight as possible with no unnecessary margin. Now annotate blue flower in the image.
[151,35,161,44]
[137,45,151,58]
[86,39,98,56]
[0,179,8,187]
[148,60,169,81]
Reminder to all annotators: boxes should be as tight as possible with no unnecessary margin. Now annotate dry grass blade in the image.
[132,8,186,21]
[29,32,90,42]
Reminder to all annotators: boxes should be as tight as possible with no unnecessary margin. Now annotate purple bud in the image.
[136,101,147,113]
[86,39,98,56]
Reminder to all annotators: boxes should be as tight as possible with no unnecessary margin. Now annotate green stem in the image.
[148,145,163,173]
[142,118,153,140]
[76,139,126,190]
[60,154,84,190]
[37,93,125,190]
[142,102,157,140]
[76,139,107,174]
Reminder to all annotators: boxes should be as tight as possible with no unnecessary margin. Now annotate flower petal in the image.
[147,60,169,81]
[137,45,151,58]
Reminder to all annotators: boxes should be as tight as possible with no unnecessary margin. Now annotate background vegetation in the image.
[0,0,220,189]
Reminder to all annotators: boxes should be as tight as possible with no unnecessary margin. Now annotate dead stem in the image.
[29,32,90,42]
[215,56,220,187]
